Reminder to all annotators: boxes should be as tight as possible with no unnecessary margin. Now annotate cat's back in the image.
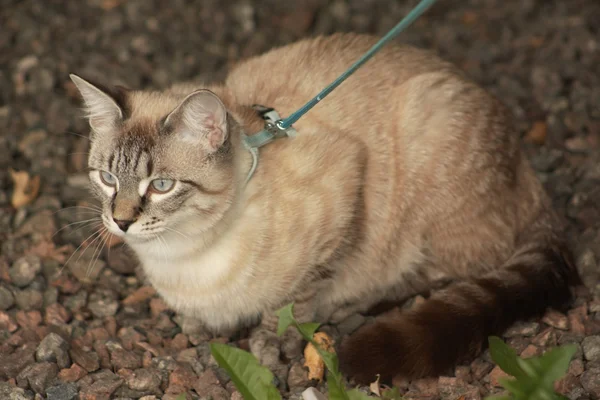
[224,33,460,121]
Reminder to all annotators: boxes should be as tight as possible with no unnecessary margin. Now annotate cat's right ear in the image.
[69,74,125,137]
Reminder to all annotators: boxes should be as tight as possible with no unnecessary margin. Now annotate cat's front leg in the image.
[249,294,318,369]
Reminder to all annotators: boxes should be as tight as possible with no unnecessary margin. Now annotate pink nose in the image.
[113,218,134,232]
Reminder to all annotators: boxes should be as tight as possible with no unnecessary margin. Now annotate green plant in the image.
[485,336,577,400]
[275,303,372,400]
[208,303,577,400]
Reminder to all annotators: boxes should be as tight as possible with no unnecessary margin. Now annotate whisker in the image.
[87,228,109,279]
[54,205,103,215]
[52,218,102,238]
[163,226,193,242]
[66,131,90,140]
[60,228,104,274]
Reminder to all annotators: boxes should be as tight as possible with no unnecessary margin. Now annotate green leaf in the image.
[536,344,577,385]
[175,395,187,400]
[347,388,374,399]
[209,343,282,400]
[299,322,321,338]
[381,387,404,400]
[327,372,350,400]
[275,303,296,336]
[488,336,526,379]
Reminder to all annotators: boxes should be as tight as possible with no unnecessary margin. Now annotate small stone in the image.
[36,332,71,369]
[81,374,124,399]
[542,310,569,330]
[170,364,197,390]
[580,368,600,398]
[69,346,100,372]
[582,335,600,361]
[14,288,43,310]
[504,321,540,337]
[15,310,42,330]
[568,305,587,336]
[302,387,327,400]
[58,363,88,382]
[88,297,119,318]
[202,385,230,400]
[193,369,220,394]
[569,359,585,376]
[288,362,310,389]
[0,310,18,332]
[16,362,58,394]
[438,377,481,400]
[0,382,32,400]
[106,246,137,274]
[118,327,145,351]
[455,366,472,383]
[532,327,556,347]
[0,285,15,310]
[122,286,156,305]
[489,366,511,387]
[110,348,143,370]
[519,344,539,358]
[169,333,189,351]
[9,255,42,287]
[51,275,81,295]
[0,343,36,378]
[43,286,59,307]
[44,303,71,325]
[149,297,169,317]
[46,383,78,400]
[126,368,162,392]
[470,358,493,380]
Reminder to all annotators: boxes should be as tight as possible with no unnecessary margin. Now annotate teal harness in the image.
[241,0,438,185]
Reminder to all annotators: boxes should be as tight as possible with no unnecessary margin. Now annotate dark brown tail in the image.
[337,237,580,384]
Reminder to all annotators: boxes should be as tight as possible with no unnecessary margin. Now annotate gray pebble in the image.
[0,284,15,310]
[36,332,71,369]
[46,383,78,400]
[582,336,600,362]
[14,288,43,310]
[9,255,42,287]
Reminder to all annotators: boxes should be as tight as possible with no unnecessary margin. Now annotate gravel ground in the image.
[1,0,600,399]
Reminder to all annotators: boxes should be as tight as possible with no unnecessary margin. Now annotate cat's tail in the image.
[337,230,580,384]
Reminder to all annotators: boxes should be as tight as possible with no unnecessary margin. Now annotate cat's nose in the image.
[113,218,134,232]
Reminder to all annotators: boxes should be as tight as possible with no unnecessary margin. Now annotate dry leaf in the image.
[369,374,382,397]
[9,169,40,208]
[525,121,547,145]
[303,332,335,382]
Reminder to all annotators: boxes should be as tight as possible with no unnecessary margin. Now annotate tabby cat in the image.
[70,33,579,384]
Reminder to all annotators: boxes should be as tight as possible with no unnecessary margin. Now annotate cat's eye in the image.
[100,171,117,187]
[150,178,175,194]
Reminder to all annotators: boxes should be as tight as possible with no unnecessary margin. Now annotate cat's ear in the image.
[164,89,228,153]
[69,74,125,136]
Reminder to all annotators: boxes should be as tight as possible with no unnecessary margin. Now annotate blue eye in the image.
[150,179,175,193]
[100,171,117,187]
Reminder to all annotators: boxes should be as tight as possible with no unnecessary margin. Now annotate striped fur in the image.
[71,32,579,381]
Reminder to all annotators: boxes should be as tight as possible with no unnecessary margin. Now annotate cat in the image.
[70,32,579,384]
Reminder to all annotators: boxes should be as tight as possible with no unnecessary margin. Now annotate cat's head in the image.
[70,74,237,242]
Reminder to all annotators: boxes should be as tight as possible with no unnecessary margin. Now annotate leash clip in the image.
[241,106,297,185]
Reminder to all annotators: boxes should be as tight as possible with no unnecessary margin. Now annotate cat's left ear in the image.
[69,74,127,138]
[164,90,228,153]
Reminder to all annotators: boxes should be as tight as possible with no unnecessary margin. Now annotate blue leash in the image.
[242,0,438,184]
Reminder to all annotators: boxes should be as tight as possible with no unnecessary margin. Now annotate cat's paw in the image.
[249,328,281,367]
[280,327,304,359]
